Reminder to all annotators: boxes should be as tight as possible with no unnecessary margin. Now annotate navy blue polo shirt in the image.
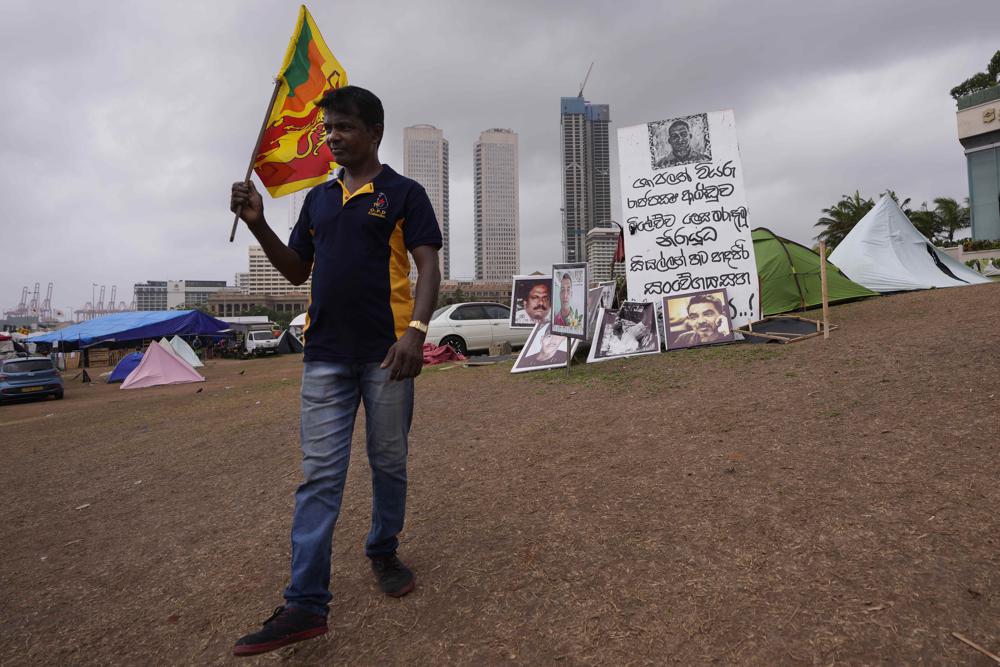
[288,165,442,363]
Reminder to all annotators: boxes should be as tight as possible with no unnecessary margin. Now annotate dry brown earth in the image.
[1,284,998,665]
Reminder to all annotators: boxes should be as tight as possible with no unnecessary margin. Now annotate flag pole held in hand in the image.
[230,79,281,243]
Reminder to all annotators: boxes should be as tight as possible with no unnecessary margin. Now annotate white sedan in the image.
[425,302,531,356]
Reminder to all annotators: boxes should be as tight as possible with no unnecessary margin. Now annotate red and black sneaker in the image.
[233,606,327,657]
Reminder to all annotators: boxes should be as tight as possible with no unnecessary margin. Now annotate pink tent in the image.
[121,339,205,389]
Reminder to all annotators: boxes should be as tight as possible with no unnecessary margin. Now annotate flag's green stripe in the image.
[284,20,313,97]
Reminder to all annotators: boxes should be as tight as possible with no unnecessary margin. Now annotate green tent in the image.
[752,227,877,316]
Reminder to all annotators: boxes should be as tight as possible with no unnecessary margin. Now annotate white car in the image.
[426,302,531,356]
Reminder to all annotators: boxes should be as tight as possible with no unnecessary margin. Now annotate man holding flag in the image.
[228,8,441,657]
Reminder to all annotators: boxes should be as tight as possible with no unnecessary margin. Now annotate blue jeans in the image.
[283,361,413,617]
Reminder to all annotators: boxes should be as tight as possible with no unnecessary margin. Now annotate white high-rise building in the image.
[474,128,519,281]
[403,125,450,279]
[241,245,312,295]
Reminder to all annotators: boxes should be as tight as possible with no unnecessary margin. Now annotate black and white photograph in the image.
[511,323,580,374]
[663,289,735,350]
[587,301,661,363]
[585,285,603,340]
[648,113,711,169]
[598,281,616,310]
[509,275,552,328]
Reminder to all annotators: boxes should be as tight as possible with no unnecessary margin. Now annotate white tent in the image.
[169,335,204,368]
[829,195,992,293]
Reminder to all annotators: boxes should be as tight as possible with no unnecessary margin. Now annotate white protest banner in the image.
[616,110,759,328]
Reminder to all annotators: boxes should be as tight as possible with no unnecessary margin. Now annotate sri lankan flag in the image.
[253,6,347,197]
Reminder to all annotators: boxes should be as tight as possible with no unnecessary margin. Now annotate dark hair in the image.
[687,294,724,315]
[668,120,690,134]
[317,86,384,129]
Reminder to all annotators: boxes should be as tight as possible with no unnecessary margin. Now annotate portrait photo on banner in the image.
[663,289,735,350]
[511,323,580,374]
[599,281,616,310]
[648,113,712,170]
[587,301,661,363]
[509,275,553,329]
[551,263,588,339]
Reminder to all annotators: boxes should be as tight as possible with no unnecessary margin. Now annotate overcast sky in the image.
[2,0,998,317]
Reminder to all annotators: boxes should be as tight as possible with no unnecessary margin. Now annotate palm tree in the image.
[932,197,970,244]
[909,203,940,241]
[814,191,874,249]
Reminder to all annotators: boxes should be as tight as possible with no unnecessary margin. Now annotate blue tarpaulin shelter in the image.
[28,311,232,350]
[108,351,143,383]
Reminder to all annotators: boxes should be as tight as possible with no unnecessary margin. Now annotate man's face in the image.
[323,110,383,168]
[687,302,722,340]
[525,284,551,323]
[667,124,691,157]
[559,277,572,313]
[539,332,563,359]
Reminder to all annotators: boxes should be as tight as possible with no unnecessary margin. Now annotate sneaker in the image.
[370,553,416,597]
[232,606,327,657]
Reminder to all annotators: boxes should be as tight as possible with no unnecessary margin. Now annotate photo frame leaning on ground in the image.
[511,323,580,374]
[662,289,735,350]
[509,275,553,329]
[551,262,588,340]
[587,301,662,363]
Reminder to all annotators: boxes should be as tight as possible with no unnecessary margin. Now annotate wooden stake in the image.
[229,78,282,243]
[818,240,830,339]
[952,632,1000,663]
[565,336,571,374]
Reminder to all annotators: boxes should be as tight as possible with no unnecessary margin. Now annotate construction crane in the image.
[40,282,53,320]
[17,286,27,312]
[108,285,117,312]
[28,282,40,315]
[97,285,106,312]
[578,62,594,98]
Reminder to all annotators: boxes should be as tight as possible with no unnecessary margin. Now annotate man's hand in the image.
[230,180,265,229]
[381,328,425,381]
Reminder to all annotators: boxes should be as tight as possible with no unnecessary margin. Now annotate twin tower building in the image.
[402,95,611,281]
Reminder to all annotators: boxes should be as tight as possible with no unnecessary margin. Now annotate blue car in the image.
[0,356,64,404]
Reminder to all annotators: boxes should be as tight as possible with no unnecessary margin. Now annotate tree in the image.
[814,191,874,249]
[949,50,1000,100]
[931,197,970,244]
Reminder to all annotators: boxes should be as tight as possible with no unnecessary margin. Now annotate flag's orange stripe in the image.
[282,41,330,114]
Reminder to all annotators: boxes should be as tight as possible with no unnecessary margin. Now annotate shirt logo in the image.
[368,192,388,219]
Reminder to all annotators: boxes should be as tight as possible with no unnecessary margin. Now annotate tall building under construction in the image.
[560,95,611,263]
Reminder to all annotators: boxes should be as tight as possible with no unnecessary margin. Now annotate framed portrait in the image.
[511,323,580,374]
[587,301,661,363]
[550,263,588,340]
[509,275,552,329]
[662,289,735,350]
[585,285,603,340]
[647,113,712,170]
[598,281,616,310]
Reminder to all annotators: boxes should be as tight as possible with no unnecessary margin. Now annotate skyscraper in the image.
[560,96,611,263]
[403,124,450,278]
[474,128,520,281]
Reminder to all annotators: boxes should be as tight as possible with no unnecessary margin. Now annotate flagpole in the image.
[230,78,283,243]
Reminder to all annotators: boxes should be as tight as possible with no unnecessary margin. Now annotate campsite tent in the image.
[275,329,304,354]
[828,195,991,292]
[27,310,231,350]
[108,352,143,383]
[169,336,204,367]
[121,341,204,389]
[752,228,877,316]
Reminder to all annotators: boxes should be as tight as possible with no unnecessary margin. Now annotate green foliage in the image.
[816,192,970,248]
[963,239,1000,251]
[949,50,1000,100]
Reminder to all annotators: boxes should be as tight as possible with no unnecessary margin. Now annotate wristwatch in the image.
[408,320,428,334]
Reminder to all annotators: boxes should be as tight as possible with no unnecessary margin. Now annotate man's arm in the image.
[230,181,312,285]
[381,245,441,380]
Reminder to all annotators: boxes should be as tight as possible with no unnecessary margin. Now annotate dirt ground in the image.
[1,284,998,666]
